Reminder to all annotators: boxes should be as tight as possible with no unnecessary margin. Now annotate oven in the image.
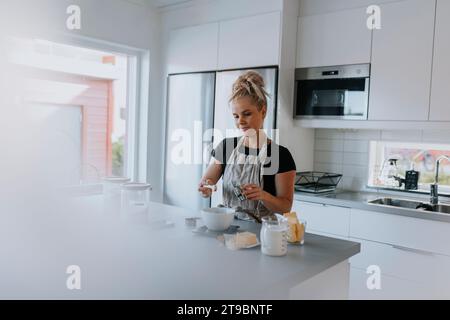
[294,64,370,120]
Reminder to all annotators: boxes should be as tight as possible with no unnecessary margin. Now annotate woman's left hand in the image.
[241,184,267,201]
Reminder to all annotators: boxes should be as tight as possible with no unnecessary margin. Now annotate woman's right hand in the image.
[198,179,216,198]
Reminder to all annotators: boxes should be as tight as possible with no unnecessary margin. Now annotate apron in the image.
[222,136,272,220]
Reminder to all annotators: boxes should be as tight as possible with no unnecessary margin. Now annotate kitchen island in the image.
[0,196,360,299]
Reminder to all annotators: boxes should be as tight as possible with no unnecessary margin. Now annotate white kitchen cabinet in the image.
[293,201,450,298]
[349,238,450,295]
[429,0,450,121]
[348,207,450,299]
[296,7,372,68]
[350,208,450,257]
[168,23,219,74]
[218,12,281,69]
[293,200,450,298]
[292,200,350,238]
[368,0,435,121]
[349,267,438,300]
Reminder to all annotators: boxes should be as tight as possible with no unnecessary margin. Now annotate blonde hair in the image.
[229,70,269,110]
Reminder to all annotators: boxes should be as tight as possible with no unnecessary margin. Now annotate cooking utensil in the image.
[203,184,217,192]
[235,206,262,223]
[233,185,247,201]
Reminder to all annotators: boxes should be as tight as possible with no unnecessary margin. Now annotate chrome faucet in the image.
[430,155,450,205]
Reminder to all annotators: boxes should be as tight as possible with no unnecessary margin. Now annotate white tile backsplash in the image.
[342,164,367,179]
[314,163,343,174]
[315,129,345,140]
[314,151,343,164]
[343,152,369,166]
[313,128,450,192]
[344,129,381,141]
[422,130,450,144]
[315,138,344,152]
[343,140,370,153]
[340,176,367,191]
[381,130,423,142]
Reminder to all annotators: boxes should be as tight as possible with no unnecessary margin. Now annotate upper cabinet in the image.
[368,0,435,121]
[218,12,281,69]
[168,12,281,73]
[429,0,450,121]
[296,7,372,68]
[167,23,219,74]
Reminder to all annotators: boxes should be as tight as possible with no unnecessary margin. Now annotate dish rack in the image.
[294,171,343,193]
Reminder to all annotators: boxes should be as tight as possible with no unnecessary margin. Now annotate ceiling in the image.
[145,0,194,8]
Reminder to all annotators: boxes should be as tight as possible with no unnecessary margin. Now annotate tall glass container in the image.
[102,177,130,216]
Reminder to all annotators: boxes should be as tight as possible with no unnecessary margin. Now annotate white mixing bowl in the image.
[201,207,235,231]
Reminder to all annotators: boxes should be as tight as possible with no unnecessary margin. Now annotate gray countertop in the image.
[294,189,450,223]
[0,196,360,299]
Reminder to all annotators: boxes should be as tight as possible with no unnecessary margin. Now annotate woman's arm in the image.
[242,170,296,213]
[198,159,223,198]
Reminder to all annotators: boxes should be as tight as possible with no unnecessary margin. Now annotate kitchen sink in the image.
[368,197,450,214]
[368,198,423,209]
[430,204,450,214]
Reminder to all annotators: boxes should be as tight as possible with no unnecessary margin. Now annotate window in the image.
[368,141,450,194]
[6,37,144,186]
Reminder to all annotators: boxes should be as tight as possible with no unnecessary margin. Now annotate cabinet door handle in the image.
[299,201,326,207]
[391,245,435,256]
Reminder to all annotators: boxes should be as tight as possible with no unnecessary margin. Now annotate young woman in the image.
[198,70,296,218]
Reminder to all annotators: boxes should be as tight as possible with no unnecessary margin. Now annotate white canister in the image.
[260,217,288,256]
[120,183,152,222]
[102,177,130,216]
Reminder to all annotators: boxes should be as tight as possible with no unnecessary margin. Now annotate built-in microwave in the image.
[293,64,370,120]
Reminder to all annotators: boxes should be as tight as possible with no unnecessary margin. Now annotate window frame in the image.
[26,33,151,191]
[368,140,450,195]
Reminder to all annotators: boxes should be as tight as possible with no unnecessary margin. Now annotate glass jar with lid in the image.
[102,177,130,216]
[120,183,152,222]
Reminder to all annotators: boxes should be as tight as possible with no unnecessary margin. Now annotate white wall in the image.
[0,0,165,201]
[1,0,159,49]
[278,0,314,171]
[313,129,450,191]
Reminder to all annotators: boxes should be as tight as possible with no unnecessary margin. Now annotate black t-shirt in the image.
[211,137,296,196]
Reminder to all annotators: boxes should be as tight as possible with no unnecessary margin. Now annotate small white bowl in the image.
[201,207,235,231]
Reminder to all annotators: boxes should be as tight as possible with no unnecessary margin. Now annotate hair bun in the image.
[230,70,269,110]
[242,71,265,88]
